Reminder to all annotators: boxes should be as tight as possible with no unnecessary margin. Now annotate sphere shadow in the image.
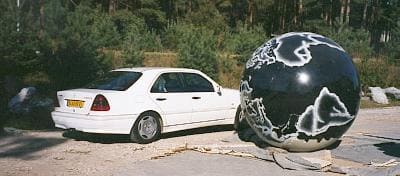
[236,127,344,151]
[236,127,270,148]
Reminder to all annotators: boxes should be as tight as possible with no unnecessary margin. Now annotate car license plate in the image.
[67,100,85,108]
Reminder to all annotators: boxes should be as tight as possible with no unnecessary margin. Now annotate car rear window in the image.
[85,71,142,91]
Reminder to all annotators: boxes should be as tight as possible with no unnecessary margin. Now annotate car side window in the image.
[182,73,214,92]
[151,73,185,93]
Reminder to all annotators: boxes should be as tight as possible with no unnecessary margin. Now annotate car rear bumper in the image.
[51,111,139,134]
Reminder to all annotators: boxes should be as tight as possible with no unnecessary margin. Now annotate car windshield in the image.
[85,71,142,91]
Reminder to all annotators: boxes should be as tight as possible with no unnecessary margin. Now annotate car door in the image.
[182,72,229,123]
[149,72,192,126]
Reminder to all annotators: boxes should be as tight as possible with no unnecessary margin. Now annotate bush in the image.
[224,23,267,64]
[327,28,373,60]
[177,25,219,80]
[45,4,112,89]
[161,25,182,51]
[356,58,400,92]
[184,3,228,36]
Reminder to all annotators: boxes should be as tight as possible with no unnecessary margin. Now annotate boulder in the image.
[384,87,400,100]
[8,87,37,113]
[8,87,53,114]
[369,87,389,104]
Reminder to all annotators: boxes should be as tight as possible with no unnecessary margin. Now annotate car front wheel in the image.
[130,112,161,144]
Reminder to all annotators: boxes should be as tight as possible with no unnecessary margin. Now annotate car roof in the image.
[112,67,200,73]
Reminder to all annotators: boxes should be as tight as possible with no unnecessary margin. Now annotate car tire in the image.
[234,106,249,131]
[130,112,162,144]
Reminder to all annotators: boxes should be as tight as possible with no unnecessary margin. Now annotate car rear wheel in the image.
[130,112,161,144]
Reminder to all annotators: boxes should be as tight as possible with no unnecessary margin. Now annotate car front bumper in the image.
[51,111,138,134]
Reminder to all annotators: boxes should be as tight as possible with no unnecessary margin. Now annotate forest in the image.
[0,0,399,103]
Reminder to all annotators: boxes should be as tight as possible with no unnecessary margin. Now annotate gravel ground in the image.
[0,107,399,176]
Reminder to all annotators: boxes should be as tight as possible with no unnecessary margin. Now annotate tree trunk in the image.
[39,0,44,39]
[370,0,381,50]
[282,0,286,31]
[247,0,253,25]
[299,0,303,27]
[340,0,345,25]
[329,0,333,26]
[345,0,350,25]
[362,0,368,29]
[294,0,298,25]
[188,1,192,13]
[109,0,117,14]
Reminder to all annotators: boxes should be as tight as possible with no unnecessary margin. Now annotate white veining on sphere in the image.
[295,87,354,136]
[240,79,289,142]
[246,32,345,69]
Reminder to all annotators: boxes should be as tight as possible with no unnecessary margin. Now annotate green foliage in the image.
[121,19,163,67]
[121,24,145,67]
[356,58,400,92]
[111,10,144,39]
[184,2,228,35]
[0,1,42,77]
[1,0,400,90]
[382,28,400,63]
[91,11,121,49]
[46,4,112,89]
[327,28,373,59]
[225,23,267,64]
[136,0,167,33]
[162,24,189,51]
[177,25,219,80]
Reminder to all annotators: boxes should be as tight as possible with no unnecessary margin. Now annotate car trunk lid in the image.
[55,89,113,114]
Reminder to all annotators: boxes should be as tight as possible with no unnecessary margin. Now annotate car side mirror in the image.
[217,86,222,96]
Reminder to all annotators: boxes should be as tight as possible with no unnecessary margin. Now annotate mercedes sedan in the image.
[52,67,240,143]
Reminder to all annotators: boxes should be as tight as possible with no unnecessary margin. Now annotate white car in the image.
[52,67,240,143]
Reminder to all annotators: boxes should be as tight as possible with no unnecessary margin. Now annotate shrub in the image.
[356,58,400,92]
[224,23,267,64]
[327,28,373,60]
[177,25,219,80]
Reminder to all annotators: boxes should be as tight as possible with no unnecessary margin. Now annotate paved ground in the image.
[0,107,399,176]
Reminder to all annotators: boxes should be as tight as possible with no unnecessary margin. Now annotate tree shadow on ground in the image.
[374,142,400,158]
[0,133,67,160]
[62,125,235,144]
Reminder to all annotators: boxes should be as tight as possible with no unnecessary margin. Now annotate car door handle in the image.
[192,96,201,100]
[156,98,167,101]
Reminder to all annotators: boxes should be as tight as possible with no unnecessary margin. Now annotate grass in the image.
[143,52,177,67]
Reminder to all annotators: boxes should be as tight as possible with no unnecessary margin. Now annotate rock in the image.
[384,87,400,100]
[328,165,350,174]
[8,87,53,114]
[369,87,389,104]
[273,150,332,171]
[8,87,37,113]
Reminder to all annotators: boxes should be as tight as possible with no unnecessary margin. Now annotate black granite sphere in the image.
[239,32,361,151]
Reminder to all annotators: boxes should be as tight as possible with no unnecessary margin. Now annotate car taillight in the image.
[91,94,110,111]
[53,94,60,107]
